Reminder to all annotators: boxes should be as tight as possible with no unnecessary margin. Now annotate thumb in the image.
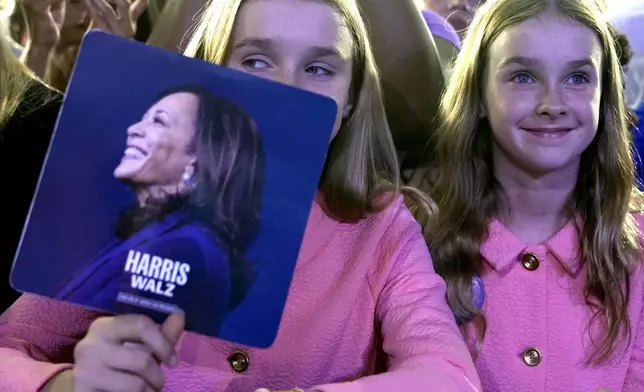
[161,311,185,346]
[130,0,149,22]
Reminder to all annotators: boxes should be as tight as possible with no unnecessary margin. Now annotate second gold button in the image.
[228,350,250,373]
[522,347,542,367]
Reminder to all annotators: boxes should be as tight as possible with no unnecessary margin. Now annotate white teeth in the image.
[124,147,144,158]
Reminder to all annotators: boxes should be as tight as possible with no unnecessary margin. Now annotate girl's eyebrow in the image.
[500,56,596,69]
[233,37,348,60]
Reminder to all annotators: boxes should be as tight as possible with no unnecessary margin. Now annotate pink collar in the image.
[480,218,583,275]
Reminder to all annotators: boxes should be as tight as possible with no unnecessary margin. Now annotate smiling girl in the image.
[420,0,644,390]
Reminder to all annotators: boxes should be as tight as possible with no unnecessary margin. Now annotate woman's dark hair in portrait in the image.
[114,85,265,310]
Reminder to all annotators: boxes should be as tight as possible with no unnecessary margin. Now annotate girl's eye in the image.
[241,59,271,70]
[512,72,534,84]
[567,73,590,84]
[306,65,333,76]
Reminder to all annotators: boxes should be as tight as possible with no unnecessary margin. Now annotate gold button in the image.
[227,350,249,373]
[522,347,542,367]
[521,253,540,271]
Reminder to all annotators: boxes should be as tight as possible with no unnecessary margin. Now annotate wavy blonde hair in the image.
[184,0,433,221]
[0,17,31,127]
[425,0,642,363]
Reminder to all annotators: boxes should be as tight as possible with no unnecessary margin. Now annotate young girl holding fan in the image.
[0,1,480,391]
[421,0,644,390]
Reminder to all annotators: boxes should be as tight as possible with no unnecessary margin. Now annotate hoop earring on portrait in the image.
[182,172,195,188]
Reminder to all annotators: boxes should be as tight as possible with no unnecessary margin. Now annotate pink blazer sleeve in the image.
[0,294,102,392]
[314,208,481,392]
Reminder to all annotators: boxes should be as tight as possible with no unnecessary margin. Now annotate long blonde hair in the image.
[184,0,432,221]
[426,0,642,363]
[0,17,31,127]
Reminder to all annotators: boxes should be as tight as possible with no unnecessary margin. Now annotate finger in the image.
[83,0,108,31]
[93,315,176,366]
[103,344,165,390]
[130,0,149,22]
[110,0,130,20]
[110,0,136,37]
[122,342,153,358]
[89,0,121,32]
[92,0,120,17]
[161,311,185,347]
[119,313,184,367]
[75,366,154,392]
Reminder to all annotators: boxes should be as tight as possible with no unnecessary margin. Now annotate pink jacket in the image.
[0,196,481,392]
[473,216,644,391]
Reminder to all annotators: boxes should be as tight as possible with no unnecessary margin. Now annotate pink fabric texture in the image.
[0,197,481,392]
[472,215,644,391]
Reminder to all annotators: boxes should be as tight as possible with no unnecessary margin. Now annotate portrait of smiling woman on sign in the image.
[54,84,266,337]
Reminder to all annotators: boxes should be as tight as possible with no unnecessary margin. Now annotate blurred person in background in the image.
[612,29,637,128]
[20,0,148,91]
[356,0,446,173]
[134,0,164,42]
[616,31,635,73]
[20,0,66,83]
[0,16,61,312]
[46,0,90,90]
[420,7,460,78]
[420,0,483,39]
[612,29,643,185]
[610,2,644,185]
[609,2,644,108]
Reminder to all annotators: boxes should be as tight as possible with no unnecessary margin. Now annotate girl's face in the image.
[226,0,354,140]
[482,14,603,177]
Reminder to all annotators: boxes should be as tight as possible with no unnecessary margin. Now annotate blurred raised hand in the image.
[22,0,65,48]
[83,0,148,39]
[20,0,65,77]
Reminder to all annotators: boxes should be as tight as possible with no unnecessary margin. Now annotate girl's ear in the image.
[343,103,353,118]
